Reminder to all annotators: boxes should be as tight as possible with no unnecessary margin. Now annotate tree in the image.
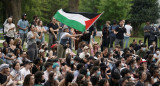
[69,0,79,12]
[130,0,160,36]
[2,0,21,25]
[98,0,133,22]
[79,0,100,13]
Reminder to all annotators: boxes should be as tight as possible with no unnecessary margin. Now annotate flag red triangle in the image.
[85,14,101,30]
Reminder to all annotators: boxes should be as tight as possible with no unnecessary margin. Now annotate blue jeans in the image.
[123,36,129,48]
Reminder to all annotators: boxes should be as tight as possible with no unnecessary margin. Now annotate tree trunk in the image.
[69,0,79,12]
[132,22,141,37]
[2,0,21,25]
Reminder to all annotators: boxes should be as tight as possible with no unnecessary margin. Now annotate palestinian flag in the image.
[54,9,103,32]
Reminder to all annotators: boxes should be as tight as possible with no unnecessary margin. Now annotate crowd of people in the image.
[0,13,160,86]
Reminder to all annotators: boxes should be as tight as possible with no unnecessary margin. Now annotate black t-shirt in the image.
[115,26,126,39]
[32,65,42,74]
[135,81,145,86]
[48,23,58,34]
[0,73,7,84]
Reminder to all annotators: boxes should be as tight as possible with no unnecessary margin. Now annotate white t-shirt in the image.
[20,68,31,78]
[124,25,132,37]
[44,70,49,82]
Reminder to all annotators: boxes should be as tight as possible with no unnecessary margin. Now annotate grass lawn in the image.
[0,33,145,51]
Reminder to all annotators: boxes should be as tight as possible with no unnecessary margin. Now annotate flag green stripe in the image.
[54,11,85,32]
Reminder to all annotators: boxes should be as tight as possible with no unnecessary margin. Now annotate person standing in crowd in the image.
[48,17,59,50]
[144,21,151,46]
[17,13,29,47]
[109,20,118,48]
[149,23,159,47]
[27,25,42,61]
[23,74,35,86]
[57,26,81,58]
[36,20,47,43]
[4,17,16,44]
[124,21,132,48]
[114,20,127,49]
[101,25,110,51]
[31,16,38,26]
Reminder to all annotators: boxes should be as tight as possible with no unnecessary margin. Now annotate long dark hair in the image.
[23,74,33,86]
[65,72,74,86]
[47,72,58,86]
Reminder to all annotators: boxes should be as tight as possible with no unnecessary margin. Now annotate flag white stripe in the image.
[58,9,89,25]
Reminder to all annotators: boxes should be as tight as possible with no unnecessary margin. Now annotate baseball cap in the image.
[39,49,45,53]
[51,44,57,48]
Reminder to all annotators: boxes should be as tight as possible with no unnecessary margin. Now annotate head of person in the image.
[112,20,117,25]
[99,78,109,86]
[51,17,56,23]
[21,51,27,58]
[8,17,12,24]
[91,66,101,76]
[140,44,147,51]
[30,24,36,32]
[83,46,89,53]
[125,53,132,62]
[23,74,34,86]
[9,39,15,45]
[33,16,38,21]
[121,68,131,78]
[52,63,59,71]
[63,26,69,32]
[0,64,10,75]
[90,76,99,85]
[34,58,43,66]
[119,20,124,27]
[79,68,87,76]
[39,49,45,57]
[44,62,53,72]
[106,21,111,25]
[38,20,43,27]
[140,59,147,69]
[153,68,159,77]
[3,41,8,48]
[146,21,150,25]
[82,80,92,86]
[111,71,121,83]
[47,72,58,85]
[132,39,137,44]
[138,71,147,81]
[24,61,32,69]
[22,13,27,20]
[34,71,45,84]
[13,61,20,71]
[65,72,74,84]
[76,74,85,85]
[121,77,129,86]
[115,60,122,68]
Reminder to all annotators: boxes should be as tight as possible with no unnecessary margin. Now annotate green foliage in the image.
[79,0,100,13]
[98,0,133,22]
[130,0,160,24]
[22,0,68,25]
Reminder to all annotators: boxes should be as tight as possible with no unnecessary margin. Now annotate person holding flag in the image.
[57,26,82,58]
